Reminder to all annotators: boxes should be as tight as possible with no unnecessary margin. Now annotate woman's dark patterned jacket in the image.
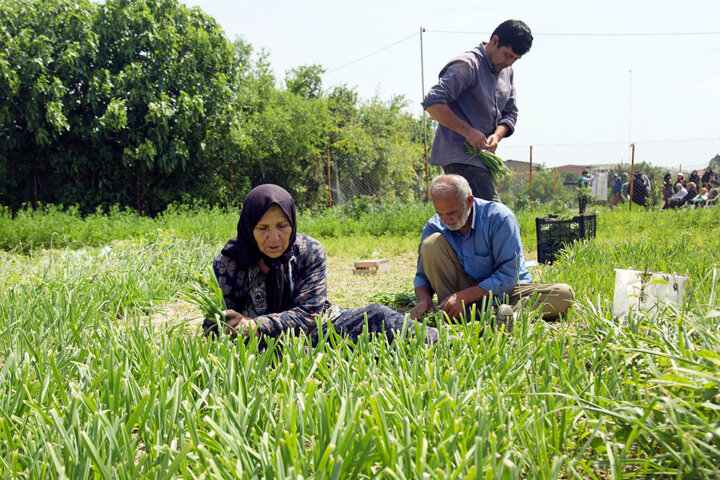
[213,233,331,337]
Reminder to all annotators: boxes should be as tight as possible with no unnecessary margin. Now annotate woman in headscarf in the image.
[701,167,713,188]
[689,170,701,188]
[631,172,649,209]
[676,172,686,188]
[209,184,439,344]
[661,173,674,208]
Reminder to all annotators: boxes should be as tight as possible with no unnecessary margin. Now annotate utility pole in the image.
[628,69,632,144]
[420,27,430,202]
[629,143,636,212]
[327,149,332,208]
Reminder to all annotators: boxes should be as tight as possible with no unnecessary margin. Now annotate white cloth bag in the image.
[612,268,687,318]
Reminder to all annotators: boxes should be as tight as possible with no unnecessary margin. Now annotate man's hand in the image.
[485,125,509,153]
[464,128,488,152]
[223,309,258,338]
[484,133,501,152]
[410,298,437,320]
[411,286,436,320]
[437,286,488,321]
[437,293,467,320]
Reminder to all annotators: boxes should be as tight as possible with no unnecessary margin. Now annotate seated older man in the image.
[410,174,574,325]
[663,182,688,209]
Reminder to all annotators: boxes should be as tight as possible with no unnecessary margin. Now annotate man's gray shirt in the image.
[422,43,518,170]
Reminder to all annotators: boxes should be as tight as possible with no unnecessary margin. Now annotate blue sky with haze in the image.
[185,0,720,170]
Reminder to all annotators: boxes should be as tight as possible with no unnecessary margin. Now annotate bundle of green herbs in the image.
[465,140,510,186]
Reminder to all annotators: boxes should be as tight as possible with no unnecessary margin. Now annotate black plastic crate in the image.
[536,214,596,264]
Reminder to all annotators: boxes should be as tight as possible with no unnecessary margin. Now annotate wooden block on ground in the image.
[353,259,390,275]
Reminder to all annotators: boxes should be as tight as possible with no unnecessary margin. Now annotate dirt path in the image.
[149,299,206,332]
[326,253,417,308]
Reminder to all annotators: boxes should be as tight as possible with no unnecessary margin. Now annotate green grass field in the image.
[1,204,719,478]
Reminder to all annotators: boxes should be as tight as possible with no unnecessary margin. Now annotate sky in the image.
[184,0,720,171]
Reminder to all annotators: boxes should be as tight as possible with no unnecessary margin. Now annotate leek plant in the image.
[0,206,718,478]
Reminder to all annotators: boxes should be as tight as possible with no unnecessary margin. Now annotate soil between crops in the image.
[325,252,418,308]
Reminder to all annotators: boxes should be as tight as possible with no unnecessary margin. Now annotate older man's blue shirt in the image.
[414,198,532,298]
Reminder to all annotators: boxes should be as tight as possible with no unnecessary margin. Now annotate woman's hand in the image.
[223,310,258,338]
[410,298,436,320]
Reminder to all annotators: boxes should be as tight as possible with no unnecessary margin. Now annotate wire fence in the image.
[324,150,440,207]
[319,138,720,207]
[500,138,720,176]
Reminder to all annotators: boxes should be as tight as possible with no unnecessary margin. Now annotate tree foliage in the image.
[240,88,330,208]
[0,0,97,208]
[0,0,240,213]
[326,86,428,204]
[0,0,430,213]
[709,154,720,171]
[285,64,325,99]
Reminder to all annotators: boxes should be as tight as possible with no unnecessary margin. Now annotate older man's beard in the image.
[446,203,471,231]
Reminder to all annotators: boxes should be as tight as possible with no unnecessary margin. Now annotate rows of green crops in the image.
[1,206,719,478]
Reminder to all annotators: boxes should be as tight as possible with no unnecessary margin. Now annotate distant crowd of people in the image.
[608,171,652,209]
[606,166,719,211]
[662,167,720,209]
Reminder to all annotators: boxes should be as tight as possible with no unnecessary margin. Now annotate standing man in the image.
[616,173,628,206]
[609,173,622,210]
[422,20,533,202]
[577,170,595,214]
[410,174,575,326]
[676,173,686,188]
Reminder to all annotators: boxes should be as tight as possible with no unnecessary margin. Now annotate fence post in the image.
[420,27,430,203]
[424,123,430,202]
[529,146,533,201]
[230,163,234,200]
[554,167,557,199]
[327,148,332,208]
[629,143,636,211]
[136,174,141,214]
[33,172,38,209]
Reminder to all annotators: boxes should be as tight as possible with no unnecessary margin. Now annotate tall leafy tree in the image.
[0,0,240,213]
[709,154,720,170]
[285,64,325,99]
[359,94,429,202]
[91,0,240,213]
[240,68,330,208]
[0,0,98,208]
[325,86,429,203]
[0,0,434,213]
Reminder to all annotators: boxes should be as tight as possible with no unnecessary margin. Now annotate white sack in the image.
[612,268,687,318]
